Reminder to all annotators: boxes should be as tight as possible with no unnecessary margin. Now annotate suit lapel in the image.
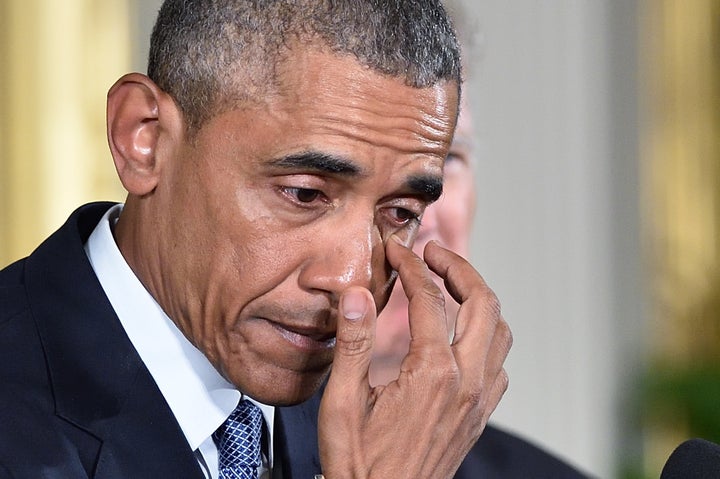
[25,203,204,478]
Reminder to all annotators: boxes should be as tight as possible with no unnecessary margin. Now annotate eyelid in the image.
[382,200,425,229]
[279,186,328,207]
[446,150,468,163]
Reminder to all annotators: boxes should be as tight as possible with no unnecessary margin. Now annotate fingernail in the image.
[390,234,403,245]
[342,290,367,321]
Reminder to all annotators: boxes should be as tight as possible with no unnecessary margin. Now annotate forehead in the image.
[187,47,461,200]
[267,47,460,159]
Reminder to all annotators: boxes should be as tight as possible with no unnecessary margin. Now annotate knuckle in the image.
[483,289,502,318]
[422,277,445,303]
[463,368,510,411]
[415,280,446,314]
[498,368,510,394]
[464,388,486,410]
[439,362,462,385]
[464,369,509,416]
[424,288,446,311]
[418,354,461,388]
[334,329,371,358]
[496,318,513,351]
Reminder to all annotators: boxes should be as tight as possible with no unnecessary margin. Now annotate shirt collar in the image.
[84,204,275,453]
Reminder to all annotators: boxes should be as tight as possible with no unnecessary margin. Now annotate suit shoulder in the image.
[0,260,57,413]
[0,258,31,327]
[455,423,592,479]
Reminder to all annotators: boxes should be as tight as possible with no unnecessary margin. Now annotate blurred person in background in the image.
[369,100,589,478]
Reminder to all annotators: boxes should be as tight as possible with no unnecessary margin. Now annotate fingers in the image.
[485,367,510,420]
[320,287,381,474]
[421,241,513,455]
[476,318,513,391]
[385,236,449,347]
[324,287,377,400]
[422,241,512,384]
[319,239,512,479]
[422,239,488,306]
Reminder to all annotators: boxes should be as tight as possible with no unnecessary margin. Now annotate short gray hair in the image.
[148,0,462,132]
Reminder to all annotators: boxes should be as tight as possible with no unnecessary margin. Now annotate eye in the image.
[388,207,422,226]
[284,187,323,203]
[445,148,471,177]
[446,152,461,163]
[446,149,468,165]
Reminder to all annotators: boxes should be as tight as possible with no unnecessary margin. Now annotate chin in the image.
[235,367,330,406]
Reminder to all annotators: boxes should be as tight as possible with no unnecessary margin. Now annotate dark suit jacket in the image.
[456,424,589,478]
[0,203,587,478]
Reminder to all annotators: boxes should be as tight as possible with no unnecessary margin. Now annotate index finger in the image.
[385,235,449,346]
[423,241,509,366]
[422,240,490,306]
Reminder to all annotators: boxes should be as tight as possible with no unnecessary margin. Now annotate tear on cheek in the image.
[377,270,399,308]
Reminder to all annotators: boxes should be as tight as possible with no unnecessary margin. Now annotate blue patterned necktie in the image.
[213,399,264,479]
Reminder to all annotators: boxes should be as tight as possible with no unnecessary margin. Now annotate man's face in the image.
[372,104,476,372]
[142,48,458,405]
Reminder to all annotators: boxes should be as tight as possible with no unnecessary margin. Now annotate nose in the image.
[298,210,386,300]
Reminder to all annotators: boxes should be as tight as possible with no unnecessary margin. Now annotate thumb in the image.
[327,287,376,392]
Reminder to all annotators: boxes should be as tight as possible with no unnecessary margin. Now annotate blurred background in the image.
[1,1,719,477]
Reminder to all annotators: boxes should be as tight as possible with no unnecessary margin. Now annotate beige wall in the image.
[0,0,129,266]
[464,1,720,477]
[460,1,640,477]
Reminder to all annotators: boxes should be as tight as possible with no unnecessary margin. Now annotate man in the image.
[0,1,512,478]
[370,105,588,477]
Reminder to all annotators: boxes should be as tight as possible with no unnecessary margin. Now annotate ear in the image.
[106,73,183,195]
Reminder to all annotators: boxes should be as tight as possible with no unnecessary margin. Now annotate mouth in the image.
[267,320,337,351]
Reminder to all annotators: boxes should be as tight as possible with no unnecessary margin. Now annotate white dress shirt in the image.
[84,204,274,479]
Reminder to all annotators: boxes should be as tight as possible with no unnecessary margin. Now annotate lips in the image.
[267,320,337,351]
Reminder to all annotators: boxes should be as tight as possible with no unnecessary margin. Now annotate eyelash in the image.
[283,187,324,205]
[388,207,422,226]
[280,186,422,227]
[446,152,466,164]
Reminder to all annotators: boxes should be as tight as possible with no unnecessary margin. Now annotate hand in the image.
[318,237,512,478]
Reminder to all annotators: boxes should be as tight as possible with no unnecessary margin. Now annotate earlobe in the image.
[106,73,181,195]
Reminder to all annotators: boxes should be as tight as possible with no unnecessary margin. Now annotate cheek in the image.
[188,215,304,330]
[229,229,304,294]
[436,179,475,253]
[436,203,469,252]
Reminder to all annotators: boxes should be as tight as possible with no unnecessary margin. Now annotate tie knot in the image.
[214,400,264,479]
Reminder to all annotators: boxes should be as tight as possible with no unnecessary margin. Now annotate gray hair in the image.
[148,0,462,132]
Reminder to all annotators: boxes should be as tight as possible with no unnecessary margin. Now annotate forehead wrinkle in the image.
[312,113,452,156]
[274,51,457,156]
[297,90,455,156]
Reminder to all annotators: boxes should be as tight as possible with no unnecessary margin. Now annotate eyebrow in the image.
[408,175,443,203]
[449,137,474,151]
[270,150,443,202]
[269,151,362,176]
